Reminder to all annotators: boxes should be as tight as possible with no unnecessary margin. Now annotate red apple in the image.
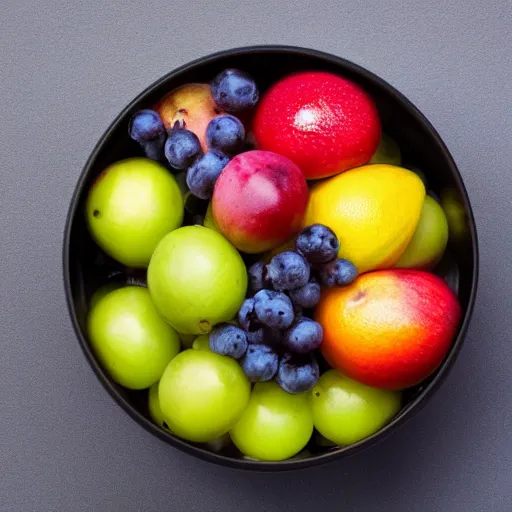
[253,71,381,180]
[212,150,309,253]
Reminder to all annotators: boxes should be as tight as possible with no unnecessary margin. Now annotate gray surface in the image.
[1,0,511,510]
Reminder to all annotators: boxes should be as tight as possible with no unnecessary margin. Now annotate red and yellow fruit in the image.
[212,150,309,253]
[253,71,380,180]
[315,269,462,390]
[154,83,222,151]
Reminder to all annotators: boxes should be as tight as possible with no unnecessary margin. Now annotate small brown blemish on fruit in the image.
[93,210,101,218]
[350,289,367,306]
[315,392,320,397]
[199,319,211,332]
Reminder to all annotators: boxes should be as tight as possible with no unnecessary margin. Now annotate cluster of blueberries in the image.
[128,69,259,200]
[208,224,358,394]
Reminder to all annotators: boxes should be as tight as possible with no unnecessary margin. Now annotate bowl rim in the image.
[63,44,479,472]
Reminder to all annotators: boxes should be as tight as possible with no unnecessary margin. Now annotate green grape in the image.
[310,370,401,446]
[192,335,210,351]
[159,349,250,443]
[87,286,180,389]
[230,381,313,461]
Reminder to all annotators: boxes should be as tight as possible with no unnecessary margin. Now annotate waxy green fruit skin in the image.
[147,226,247,335]
[230,381,313,461]
[396,195,449,270]
[148,382,170,431]
[369,134,401,166]
[158,349,251,442]
[86,157,183,268]
[310,370,401,446]
[88,286,180,390]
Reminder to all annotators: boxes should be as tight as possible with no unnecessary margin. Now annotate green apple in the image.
[230,381,313,461]
[148,382,170,431]
[203,433,232,453]
[89,282,121,309]
[396,195,449,269]
[147,225,247,334]
[178,332,196,349]
[441,188,469,242]
[158,349,250,442]
[86,157,183,267]
[310,370,401,446]
[174,171,189,199]
[192,334,210,351]
[370,134,401,165]
[87,286,180,389]
[203,203,219,231]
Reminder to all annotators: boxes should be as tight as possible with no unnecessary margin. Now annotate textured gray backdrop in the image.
[1,0,511,510]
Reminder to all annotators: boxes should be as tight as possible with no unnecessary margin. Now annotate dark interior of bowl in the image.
[64,46,478,470]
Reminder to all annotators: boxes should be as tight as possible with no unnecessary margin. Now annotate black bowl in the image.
[63,45,478,471]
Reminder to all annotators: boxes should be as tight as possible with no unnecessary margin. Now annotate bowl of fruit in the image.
[64,45,478,470]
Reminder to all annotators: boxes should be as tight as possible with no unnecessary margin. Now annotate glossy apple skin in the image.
[212,150,309,253]
[315,269,462,390]
[253,71,381,180]
[153,83,222,151]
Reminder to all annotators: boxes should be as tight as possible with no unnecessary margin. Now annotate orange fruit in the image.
[315,269,462,390]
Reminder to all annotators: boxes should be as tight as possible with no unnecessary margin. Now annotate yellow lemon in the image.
[303,164,425,273]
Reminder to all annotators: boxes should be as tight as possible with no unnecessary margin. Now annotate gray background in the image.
[1,0,511,510]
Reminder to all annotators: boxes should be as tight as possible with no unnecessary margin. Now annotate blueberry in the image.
[206,114,245,154]
[209,323,248,359]
[142,138,166,162]
[277,353,320,394]
[241,344,278,382]
[211,69,259,112]
[296,224,340,264]
[292,302,303,320]
[246,328,265,344]
[253,289,294,329]
[288,277,321,308]
[245,327,282,347]
[283,318,323,354]
[248,261,267,294]
[318,258,358,287]
[129,109,166,161]
[238,298,256,331]
[164,128,202,171]
[266,251,310,292]
[129,109,165,143]
[186,150,230,200]
[262,327,283,347]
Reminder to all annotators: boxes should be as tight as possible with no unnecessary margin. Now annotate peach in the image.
[153,83,222,151]
[315,269,462,390]
[212,150,309,254]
